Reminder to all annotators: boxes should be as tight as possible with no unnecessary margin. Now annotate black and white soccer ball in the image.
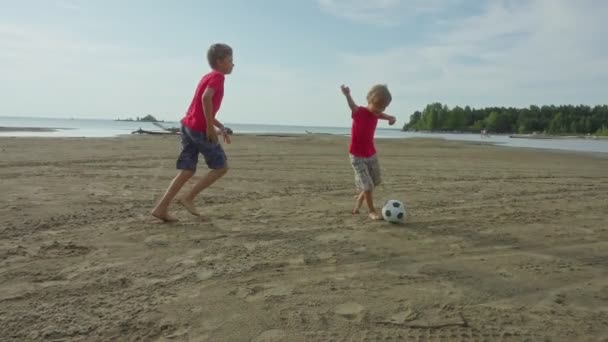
[382,199,407,224]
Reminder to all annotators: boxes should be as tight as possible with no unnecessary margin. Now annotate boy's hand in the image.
[207,126,218,143]
[341,84,358,111]
[222,130,231,144]
[388,116,396,126]
[340,84,350,96]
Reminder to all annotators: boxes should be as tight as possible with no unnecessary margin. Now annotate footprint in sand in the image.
[165,255,197,268]
[37,241,92,257]
[196,269,214,281]
[316,232,347,243]
[354,246,367,253]
[144,234,169,247]
[335,302,364,320]
[385,308,419,324]
[252,329,286,342]
[317,251,334,261]
[288,256,306,266]
[233,284,293,302]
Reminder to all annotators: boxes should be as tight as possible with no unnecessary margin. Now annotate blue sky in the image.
[1,0,607,127]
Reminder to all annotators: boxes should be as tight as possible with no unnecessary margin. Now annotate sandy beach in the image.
[1,134,607,341]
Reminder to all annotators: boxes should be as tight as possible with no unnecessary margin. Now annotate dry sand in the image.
[1,135,607,341]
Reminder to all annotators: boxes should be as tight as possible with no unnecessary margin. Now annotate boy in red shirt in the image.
[152,43,234,222]
[341,84,396,220]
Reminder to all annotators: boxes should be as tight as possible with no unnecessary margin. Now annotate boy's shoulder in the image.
[205,69,224,78]
[352,106,374,118]
[198,70,225,89]
[200,70,225,83]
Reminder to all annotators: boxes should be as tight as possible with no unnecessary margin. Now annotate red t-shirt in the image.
[349,106,378,158]
[181,70,225,132]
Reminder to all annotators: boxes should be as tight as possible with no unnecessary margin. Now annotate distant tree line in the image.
[403,103,608,135]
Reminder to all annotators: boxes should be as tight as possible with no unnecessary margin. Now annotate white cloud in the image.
[56,0,84,12]
[0,23,343,125]
[0,24,127,67]
[2,1,607,127]
[317,0,463,26]
[0,24,200,119]
[337,0,608,117]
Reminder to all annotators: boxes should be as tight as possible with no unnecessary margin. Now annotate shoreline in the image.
[3,125,607,139]
[406,130,608,139]
[0,126,64,132]
[1,134,607,158]
[509,133,608,140]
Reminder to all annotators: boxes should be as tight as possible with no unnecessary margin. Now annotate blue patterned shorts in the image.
[176,125,227,170]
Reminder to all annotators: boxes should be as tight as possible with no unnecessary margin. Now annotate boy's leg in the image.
[151,125,198,222]
[177,128,229,216]
[353,191,365,214]
[366,155,382,220]
[368,155,382,189]
[350,155,380,219]
[178,166,228,216]
[363,190,381,220]
[151,170,195,221]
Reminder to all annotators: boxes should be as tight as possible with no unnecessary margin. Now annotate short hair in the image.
[207,43,233,69]
[367,84,392,109]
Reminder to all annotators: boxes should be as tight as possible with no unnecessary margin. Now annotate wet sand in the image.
[0,127,59,132]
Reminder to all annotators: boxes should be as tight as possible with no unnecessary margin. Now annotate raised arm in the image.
[340,84,358,112]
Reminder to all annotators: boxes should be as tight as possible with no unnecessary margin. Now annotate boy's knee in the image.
[214,165,228,175]
[179,169,196,177]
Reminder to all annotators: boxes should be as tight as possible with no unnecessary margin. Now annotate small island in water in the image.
[115,115,164,123]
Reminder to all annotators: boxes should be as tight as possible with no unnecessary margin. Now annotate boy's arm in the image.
[340,85,358,112]
[212,118,232,144]
[344,93,358,112]
[213,118,225,131]
[372,112,397,125]
[201,88,217,142]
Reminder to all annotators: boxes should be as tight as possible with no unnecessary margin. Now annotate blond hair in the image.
[366,84,392,109]
[207,43,233,69]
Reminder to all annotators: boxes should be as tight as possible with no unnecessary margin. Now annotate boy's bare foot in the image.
[151,209,178,222]
[352,208,360,215]
[177,197,200,216]
[368,212,382,221]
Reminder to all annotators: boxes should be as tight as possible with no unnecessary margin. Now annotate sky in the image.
[1,0,607,127]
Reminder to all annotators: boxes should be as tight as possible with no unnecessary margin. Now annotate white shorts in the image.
[350,154,381,191]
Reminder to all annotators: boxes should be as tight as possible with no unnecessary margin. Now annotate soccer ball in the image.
[382,200,406,224]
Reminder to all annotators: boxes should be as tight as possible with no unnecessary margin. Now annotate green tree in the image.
[404,111,422,131]
[443,106,465,131]
[472,120,485,132]
[420,103,443,130]
[406,103,608,134]
[485,111,511,133]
